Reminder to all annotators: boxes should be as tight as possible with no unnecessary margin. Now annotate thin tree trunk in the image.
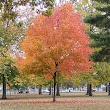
[86,84,89,95]
[89,83,92,96]
[61,82,62,92]
[53,72,56,102]
[108,82,110,95]
[34,85,36,93]
[38,85,42,95]
[49,83,51,95]
[2,74,7,99]
[52,83,53,96]
[86,84,92,96]
[56,83,60,96]
[106,84,108,92]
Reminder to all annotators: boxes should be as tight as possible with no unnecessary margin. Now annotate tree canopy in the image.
[17,3,93,78]
[84,0,110,62]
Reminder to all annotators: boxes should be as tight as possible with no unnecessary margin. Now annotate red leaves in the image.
[17,3,93,77]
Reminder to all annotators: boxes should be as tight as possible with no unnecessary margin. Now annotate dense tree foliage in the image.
[84,0,110,62]
[17,3,93,101]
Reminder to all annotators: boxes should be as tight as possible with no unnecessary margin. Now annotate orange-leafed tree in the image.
[17,3,93,102]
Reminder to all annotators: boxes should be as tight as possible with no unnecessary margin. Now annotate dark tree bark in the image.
[2,74,7,99]
[86,84,92,96]
[106,84,108,92]
[89,84,92,96]
[56,83,60,96]
[49,83,51,95]
[53,72,56,102]
[38,85,42,95]
[86,84,89,95]
[108,82,110,95]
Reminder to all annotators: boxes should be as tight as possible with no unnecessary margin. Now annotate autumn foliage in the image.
[17,3,93,78]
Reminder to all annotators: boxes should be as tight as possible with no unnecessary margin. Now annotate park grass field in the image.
[0,92,110,110]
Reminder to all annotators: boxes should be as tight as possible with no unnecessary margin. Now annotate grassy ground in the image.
[0,92,110,110]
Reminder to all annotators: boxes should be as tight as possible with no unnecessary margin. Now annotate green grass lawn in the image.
[0,92,110,110]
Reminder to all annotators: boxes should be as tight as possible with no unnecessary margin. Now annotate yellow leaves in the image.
[21,36,44,58]
[27,74,46,85]
[15,76,24,83]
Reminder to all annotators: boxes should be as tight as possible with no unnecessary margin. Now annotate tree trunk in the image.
[61,82,63,92]
[108,82,110,95]
[38,86,42,95]
[86,84,89,95]
[106,84,108,92]
[2,74,7,99]
[89,84,92,96]
[53,72,56,102]
[56,83,60,96]
[49,83,51,95]
[86,84,92,96]
[52,83,53,96]
[34,85,36,93]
